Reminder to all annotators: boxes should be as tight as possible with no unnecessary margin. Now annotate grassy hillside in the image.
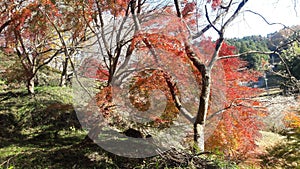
[0,86,234,169]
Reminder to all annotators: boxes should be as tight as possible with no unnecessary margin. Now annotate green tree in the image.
[228,36,270,69]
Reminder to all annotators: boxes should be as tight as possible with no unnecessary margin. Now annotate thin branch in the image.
[174,0,182,18]
[275,51,294,78]
[219,50,273,59]
[164,73,195,123]
[0,19,12,34]
[131,0,141,31]
[205,5,221,35]
[34,49,62,76]
[14,30,32,66]
[269,70,291,80]
[95,1,112,58]
[220,0,233,11]
[245,10,288,28]
[44,11,93,99]
[192,8,226,39]
[207,97,267,121]
[116,2,131,43]
[293,0,298,16]
[221,0,249,32]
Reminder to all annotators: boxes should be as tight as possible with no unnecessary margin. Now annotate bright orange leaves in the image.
[283,102,300,128]
[131,33,185,57]
[182,2,196,17]
[284,112,300,128]
[129,69,179,125]
[205,41,265,160]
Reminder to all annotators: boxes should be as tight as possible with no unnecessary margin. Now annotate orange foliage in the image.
[128,69,179,125]
[284,112,300,128]
[79,58,109,81]
[205,41,265,160]
[283,103,300,128]
[69,2,265,161]
[100,0,131,16]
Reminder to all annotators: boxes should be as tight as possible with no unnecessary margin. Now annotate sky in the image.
[209,0,300,39]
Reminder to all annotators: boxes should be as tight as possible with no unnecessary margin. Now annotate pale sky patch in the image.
[225,0,300,38]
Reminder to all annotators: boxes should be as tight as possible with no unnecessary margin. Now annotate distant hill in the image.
[267,25,300,50]
[227,25,300,69]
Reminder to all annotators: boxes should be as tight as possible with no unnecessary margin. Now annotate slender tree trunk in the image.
[194,69,212,152]
[194,123,205,151]
[60,57,69,86]
[27,76,35,94]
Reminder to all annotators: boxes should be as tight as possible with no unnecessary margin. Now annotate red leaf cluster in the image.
[207,0,223,9]
[182,2,196,17]
[205,41,265,160]
[78,58,109,81]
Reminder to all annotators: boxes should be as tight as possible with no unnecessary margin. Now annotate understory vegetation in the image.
[0,85,237,169]
[1,80,299,169]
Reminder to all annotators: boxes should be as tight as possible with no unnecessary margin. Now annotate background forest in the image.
[1,0,300,168]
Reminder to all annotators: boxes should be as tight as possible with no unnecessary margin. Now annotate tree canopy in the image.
[1,0,299,162]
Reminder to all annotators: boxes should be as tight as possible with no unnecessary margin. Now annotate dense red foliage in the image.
[205,41,265,160]
[79,58,109,81]
[80,8,266,159]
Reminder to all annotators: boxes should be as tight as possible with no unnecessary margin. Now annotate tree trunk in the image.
[27,76,35,94]
[60,57,69,86]
[194,69,211,152]
[194,123,205,151]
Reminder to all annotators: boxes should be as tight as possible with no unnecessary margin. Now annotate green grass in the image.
[0,86,89,168]
[259,128,300,169]
[0,85,235,168]
[1,85,287,169]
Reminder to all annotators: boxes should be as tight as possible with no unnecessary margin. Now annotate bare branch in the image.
[164,72,195,123]
[174,0,182,18]
[34,49,62,76]
[245,10,288,29]
[192,9,225,39]
[221,0,249,32]
[275,51,294,78]
[293,0,298,16]
[0,19,11,34]
[205,5,221,35]
[95,1,112,58]
[219,50,273,59]
[45,11,93,98]
[131,0,141,31]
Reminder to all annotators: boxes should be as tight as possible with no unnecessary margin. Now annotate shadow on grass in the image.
[0,89,223,169]
[0,112,24,149]
[260,128,300,168]
[0,90,29,100]
[1,143,119,169]
[0,100,82,146]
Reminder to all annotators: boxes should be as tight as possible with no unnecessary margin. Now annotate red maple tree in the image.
[86,13,264,161]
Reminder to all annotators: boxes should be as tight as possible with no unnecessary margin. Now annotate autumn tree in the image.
[0,0,97,92]
[70,0,271,159]
[45,0,99,87]
[0,0,63,94]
